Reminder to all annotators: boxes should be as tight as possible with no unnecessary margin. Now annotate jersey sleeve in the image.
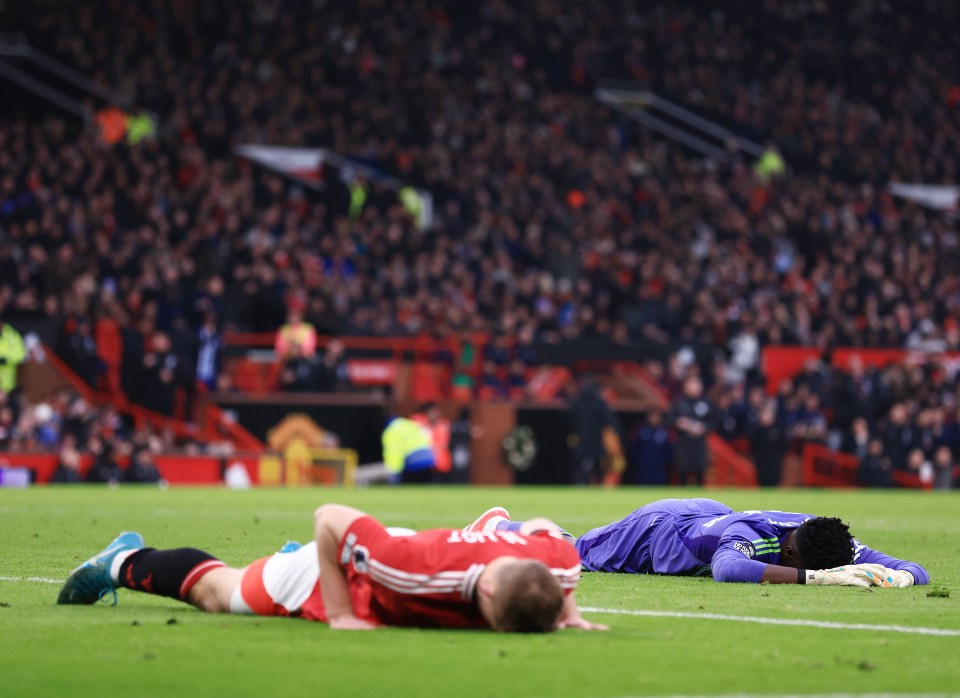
[711,523,775,583]
[339,515,392,563]
[851,538,930,585]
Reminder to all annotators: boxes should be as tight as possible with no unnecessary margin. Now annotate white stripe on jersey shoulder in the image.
[365,560,477,584]
[550,563,582,589]
[460,563,484,601]
[368,568,463,591]
[368,559,470,585]
[367,560,467,595]
[551,563,582,577]
[370,569,460,594]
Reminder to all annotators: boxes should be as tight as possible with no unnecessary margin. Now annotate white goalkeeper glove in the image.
[804,564,888,587]
[848,565,916,588]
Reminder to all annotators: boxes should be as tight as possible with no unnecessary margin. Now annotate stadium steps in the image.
[23,345,264,453]
[0,34,131,122]
[595,84,766,163]
[608,362,757,487]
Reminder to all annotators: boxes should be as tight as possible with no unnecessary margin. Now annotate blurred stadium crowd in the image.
[0,1,958,485]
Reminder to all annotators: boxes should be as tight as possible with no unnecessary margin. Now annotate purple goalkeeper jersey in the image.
[575,498,930,584]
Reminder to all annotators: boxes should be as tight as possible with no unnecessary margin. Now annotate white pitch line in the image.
[1,578,957,639]
[581,607,960,637]
[0,576,63,584]
[601,694,959,698]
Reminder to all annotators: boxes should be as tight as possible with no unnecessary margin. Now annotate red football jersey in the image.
[303,516,581,628]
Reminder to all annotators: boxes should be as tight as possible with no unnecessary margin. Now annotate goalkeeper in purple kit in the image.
[468,498,929,587]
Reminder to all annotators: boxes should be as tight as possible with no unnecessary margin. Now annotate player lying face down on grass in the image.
[478,498,929,587]
[57,504,606,632]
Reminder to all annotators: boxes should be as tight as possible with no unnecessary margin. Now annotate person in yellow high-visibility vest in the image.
[0,319,26,393]
[381,417,436,484]
[754,143,786,181]
[348,179,368,220]
[126,109,156,145]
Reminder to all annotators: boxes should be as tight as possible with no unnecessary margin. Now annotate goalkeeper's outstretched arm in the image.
[851,539,930,585]
[710,537,926,586]
[711,550,810,584]
[712,554,898,587]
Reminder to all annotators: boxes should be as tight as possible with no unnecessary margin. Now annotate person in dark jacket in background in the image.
[139,332,179,416]
[50,436,83,484]
[668,376,717,486]
[931,445,954,491]
[843,417,872,460]
[566,380,616,485]
[61,317,102,387]
[125,446,163,484]
[448,408,476,485]
[278,342,316,392]
[749,401,789,487]
[883,403,916,471]
[314,338,348,392]
[626,410,671,485]
[858,437,893,488]
[121,321,147,399]
[84,439,123,484]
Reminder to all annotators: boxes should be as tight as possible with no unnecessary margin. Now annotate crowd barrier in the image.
[799,443,956,489]
[0,451,361,487]
[0,452,260,484]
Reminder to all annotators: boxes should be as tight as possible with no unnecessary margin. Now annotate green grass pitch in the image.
[1,486,958,698]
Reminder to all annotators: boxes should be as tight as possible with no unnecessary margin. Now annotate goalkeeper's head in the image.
[782,517,854,570]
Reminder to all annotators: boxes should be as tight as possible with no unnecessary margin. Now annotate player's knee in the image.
[188,584,226,612]
[186,571,233,613]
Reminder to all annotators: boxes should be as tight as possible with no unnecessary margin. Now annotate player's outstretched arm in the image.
[314,504,378,630]
[851,540,929,586]
[712,544,781,583]
[759,563,809,584]
[556,591,608,631]
[714,545,872,585]
[519,517,565,538]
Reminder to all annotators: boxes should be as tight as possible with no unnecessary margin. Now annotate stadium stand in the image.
[0,1,958,486]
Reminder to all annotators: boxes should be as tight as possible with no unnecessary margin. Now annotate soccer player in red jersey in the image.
[58,504,606,632]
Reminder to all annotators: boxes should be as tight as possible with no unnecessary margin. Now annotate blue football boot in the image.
[279,541,302,553]
[57,531,145,605]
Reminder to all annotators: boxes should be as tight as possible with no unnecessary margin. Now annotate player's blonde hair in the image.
[490,559,564,633]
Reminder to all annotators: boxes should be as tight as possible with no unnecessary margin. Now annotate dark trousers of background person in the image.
[754,456,783,487]
[674,438,707,486]
[751,431,787,487]
[858,455,893,488]
[627,428,671,485]
[571,450,603,486]
[50,464,81,483]
[447,466,470,484]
